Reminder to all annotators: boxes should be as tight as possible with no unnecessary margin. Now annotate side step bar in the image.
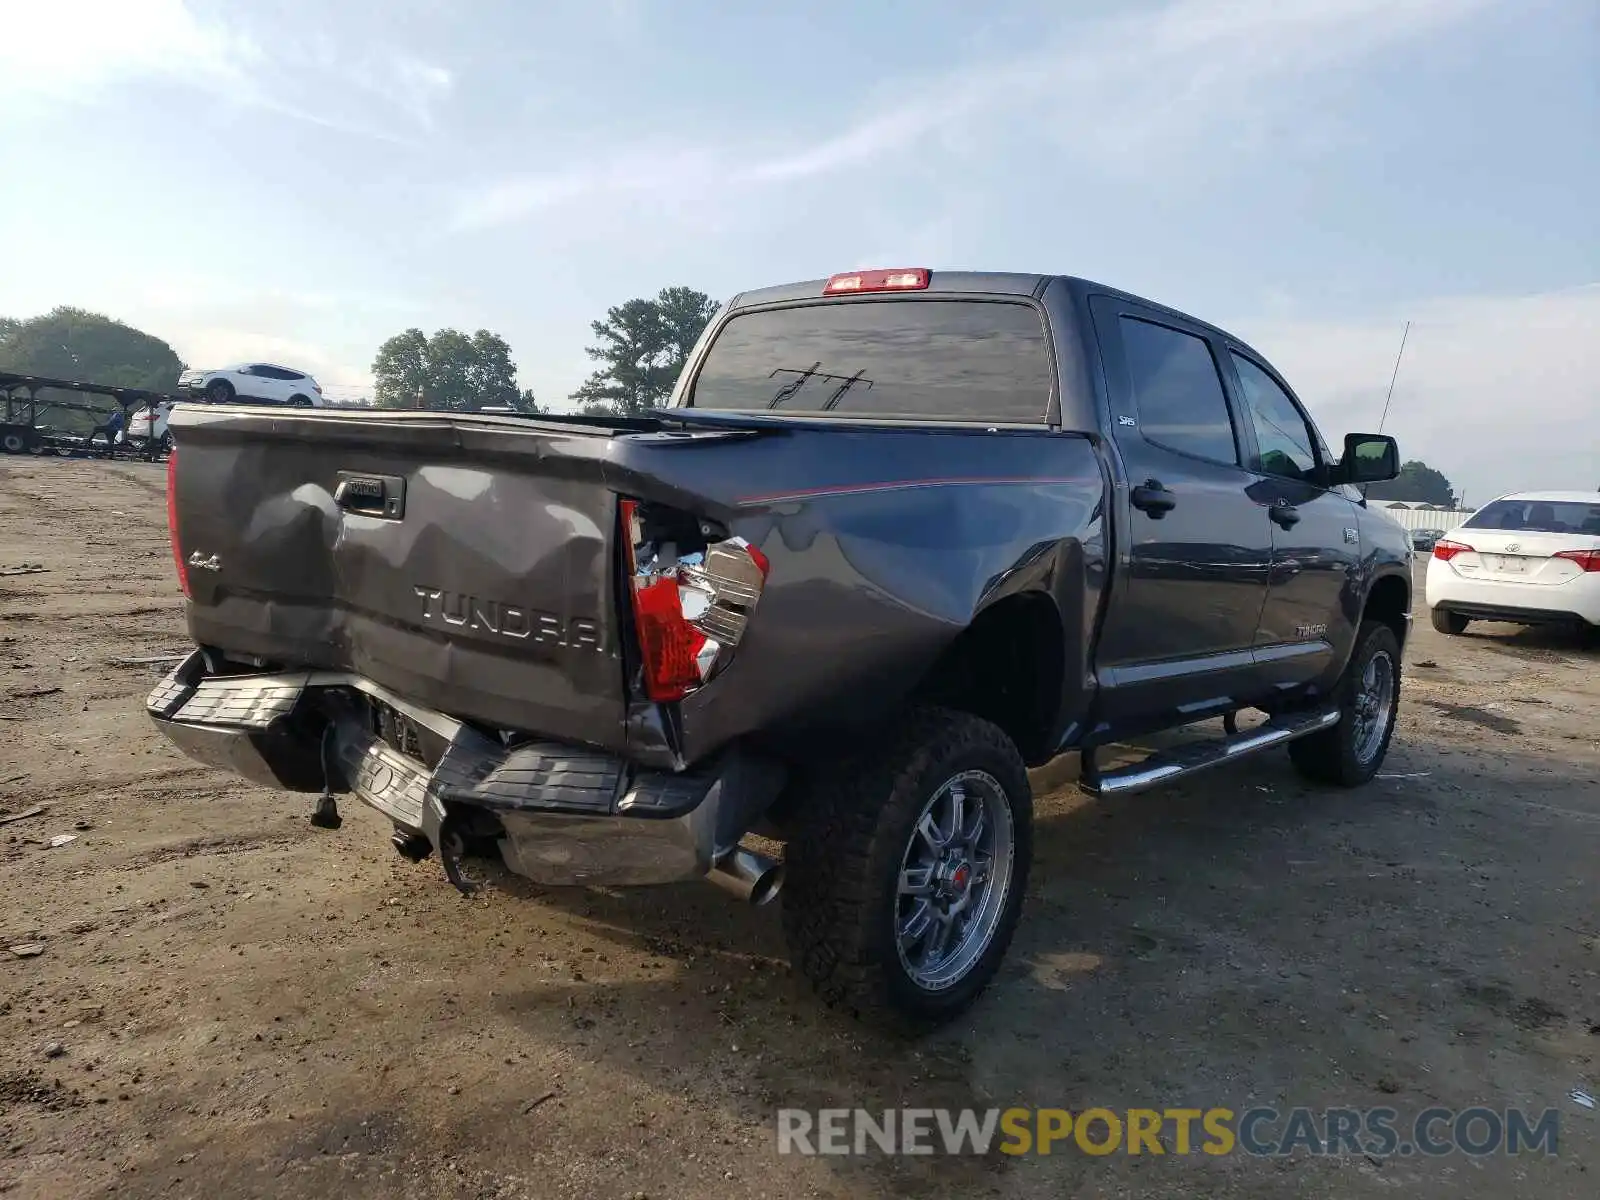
[1080,708,1340,797]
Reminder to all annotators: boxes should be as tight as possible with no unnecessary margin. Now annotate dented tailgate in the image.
[167,406,630,751]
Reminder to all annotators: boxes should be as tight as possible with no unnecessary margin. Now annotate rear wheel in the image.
[289,394,312,407]
[1429,607,1469,635]
[207,379,235,403]
[1289,620,1402,786]
[1,431,29,455]
[781,707,1032,1027]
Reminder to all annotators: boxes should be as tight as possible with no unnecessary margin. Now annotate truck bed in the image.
[167,403,1106,769]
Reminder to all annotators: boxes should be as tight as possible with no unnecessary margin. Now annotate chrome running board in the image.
[1080,709,1340,797]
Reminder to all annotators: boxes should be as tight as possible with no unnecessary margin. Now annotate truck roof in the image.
[724,272,1242,348]
[728,272,1048,308]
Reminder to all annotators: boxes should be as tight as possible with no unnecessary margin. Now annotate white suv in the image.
[177,363,324,406]
[1425,490,1600,634]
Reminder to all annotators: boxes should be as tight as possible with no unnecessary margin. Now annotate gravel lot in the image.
[2,458,1596,1199]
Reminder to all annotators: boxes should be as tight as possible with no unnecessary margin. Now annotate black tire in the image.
[1429,607,1468,635]
[1289,620,1402,787]
[1,431,28,455]
[781,706,1033,1028]
[289,394,312,407]
[207,379,235,404]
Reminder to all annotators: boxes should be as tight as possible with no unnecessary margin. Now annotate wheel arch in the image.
[1363,569,1412,648]
[910,589,1066,767]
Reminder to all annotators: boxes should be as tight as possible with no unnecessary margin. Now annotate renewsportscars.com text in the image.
[775,1106,1561,1158]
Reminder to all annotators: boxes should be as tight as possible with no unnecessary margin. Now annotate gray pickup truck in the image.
[150,268,1410,1024]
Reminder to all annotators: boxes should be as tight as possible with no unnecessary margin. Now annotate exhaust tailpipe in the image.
[708,847,784,906]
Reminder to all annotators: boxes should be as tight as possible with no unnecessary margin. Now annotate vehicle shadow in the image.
[1456,619,1600,661]
[469,723,1597,1196]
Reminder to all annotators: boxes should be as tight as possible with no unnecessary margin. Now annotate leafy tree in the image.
[1364,460,1457,508]
[570,287,718,416]
[372,327,534,412]
[0,306,184,390]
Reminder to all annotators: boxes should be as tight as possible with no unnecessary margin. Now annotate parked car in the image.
[177,363,324,406]
[124,401,175,451]
[1410,527,1445,551]
[150,268,1409,1025]
[1425,491,1600,634]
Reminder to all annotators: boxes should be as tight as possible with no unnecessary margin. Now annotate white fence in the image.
[1372,503,1476,533]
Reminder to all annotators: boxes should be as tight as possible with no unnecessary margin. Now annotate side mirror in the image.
[1334,433,1399,484]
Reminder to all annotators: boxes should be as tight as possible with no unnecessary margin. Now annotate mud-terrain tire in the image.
[781,706,1032,1028]
[1289,620,1402,786]
[1430,607,1469,635]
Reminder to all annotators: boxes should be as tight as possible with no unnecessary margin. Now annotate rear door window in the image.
[688,299,1052,422]
[1463,499,1600,535]
[1118,317,1240,465]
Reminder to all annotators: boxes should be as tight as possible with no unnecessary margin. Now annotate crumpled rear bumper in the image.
[146,651,783,887]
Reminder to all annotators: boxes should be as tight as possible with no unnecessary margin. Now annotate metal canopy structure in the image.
[1,369,180,456]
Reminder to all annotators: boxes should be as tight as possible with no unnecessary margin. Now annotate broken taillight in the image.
[166,449,190,597]
[620,498,770,703]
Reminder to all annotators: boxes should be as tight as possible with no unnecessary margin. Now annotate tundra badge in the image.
[186,551,221,572]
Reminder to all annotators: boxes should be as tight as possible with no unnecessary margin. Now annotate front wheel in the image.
[781,707,1033,1027]
[207,379,235,404]
[1289,620,1402,786]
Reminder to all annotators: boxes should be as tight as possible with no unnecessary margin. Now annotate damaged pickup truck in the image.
[150,268,1411,1024]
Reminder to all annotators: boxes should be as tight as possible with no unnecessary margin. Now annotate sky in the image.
[0,0,1595,505]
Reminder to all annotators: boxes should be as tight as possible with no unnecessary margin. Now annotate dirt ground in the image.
[1,458,1596,1199]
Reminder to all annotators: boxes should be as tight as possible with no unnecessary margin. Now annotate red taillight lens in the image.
[620,498,769,703]
[1555,548,1600,572]
[823,268,930,295]
[167,450,190,597]
[631,575,711,702]
[1432,539,1471,562]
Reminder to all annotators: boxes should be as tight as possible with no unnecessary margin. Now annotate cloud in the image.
[0,0,452,140]
[451,145,723,231]
[1238,284,1600,504]
[451,0,1492,229]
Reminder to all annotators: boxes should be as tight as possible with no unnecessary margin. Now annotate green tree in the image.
[1364,460,1457,507]
[0,306,184,390]
[372,327,531,412]
[570,287,718,416]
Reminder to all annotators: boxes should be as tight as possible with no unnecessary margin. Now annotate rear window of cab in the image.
[688,299,1052,423]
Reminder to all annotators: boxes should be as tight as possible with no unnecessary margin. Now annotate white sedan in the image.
[1425,490,1600,634]
[177,363,325,406]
